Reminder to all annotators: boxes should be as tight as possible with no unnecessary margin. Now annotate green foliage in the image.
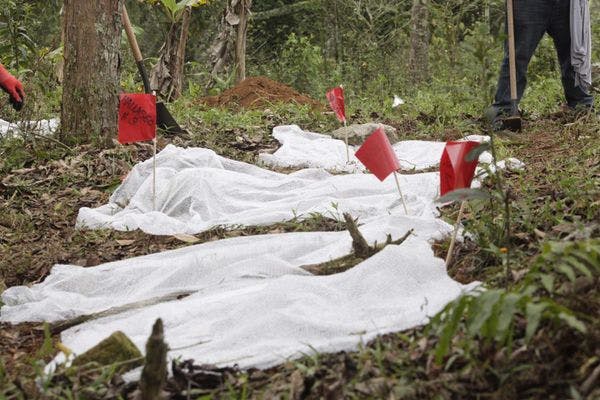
[459,21,501,106]
[144,0,210,23]
[430,239,598,364]
[0,0,37,70]
[274,33,329,97]
[527,240,600,294]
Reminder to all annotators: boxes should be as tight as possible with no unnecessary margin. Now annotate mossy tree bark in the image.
[234,0,252,84]
[61,0,122,146]
[408,0,430,84]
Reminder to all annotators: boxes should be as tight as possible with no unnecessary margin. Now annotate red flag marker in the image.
[439,141,480,196]
[355,127,399,181]
[326,86,350,162]
[118,93,159,210]
[326,86,346,124]
[118,93,156,144]
[439,140,480,267]
[356,127,408,214]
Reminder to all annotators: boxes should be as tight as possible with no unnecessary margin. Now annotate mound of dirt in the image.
[199,76,322,110]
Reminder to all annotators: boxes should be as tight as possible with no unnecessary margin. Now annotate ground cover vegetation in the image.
[0,0,599,398]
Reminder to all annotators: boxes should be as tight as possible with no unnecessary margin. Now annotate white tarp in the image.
[76,144,441,235]
[2,125,516,370]
[2,215,477,369]
[259,125,493,173]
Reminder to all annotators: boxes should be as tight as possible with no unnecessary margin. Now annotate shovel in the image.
[503,0,522,131]
[121,5,185,135]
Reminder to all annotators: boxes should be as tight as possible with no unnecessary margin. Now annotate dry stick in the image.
[446,201,466,267]
[393,171,409,214]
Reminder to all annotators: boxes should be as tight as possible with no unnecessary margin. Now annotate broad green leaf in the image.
[540,274,555,294]
[564,256,592,278]
[466,290,502,337]
[436,188,491,204]
[161,0,177,12]
[525,302,548,342]
[558,313,587,334]
[435,297,468,364]
[495,293,521,341]
[557,264,576,282]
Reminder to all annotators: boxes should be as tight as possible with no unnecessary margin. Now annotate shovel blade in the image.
[502,115,522,132]
[157,102,185,135]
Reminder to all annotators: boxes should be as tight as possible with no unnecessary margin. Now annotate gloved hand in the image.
[0,65,24,111]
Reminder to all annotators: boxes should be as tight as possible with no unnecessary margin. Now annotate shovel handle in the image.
[507,0,518,106]
[121,5,152,94]
[122,6,143,62]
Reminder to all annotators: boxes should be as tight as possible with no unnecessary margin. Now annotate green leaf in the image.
[495,293,521,342]
[564,256,592,278]
[557,313,587,334]
[435,297,468,364]
[466,290,502,337]
[525,302,548,342]
[436,188,491,204]
[557,264,576,282]
[466,142,491,162]
[540,274,555,293]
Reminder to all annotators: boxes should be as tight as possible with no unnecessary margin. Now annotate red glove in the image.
[0,65,24,111]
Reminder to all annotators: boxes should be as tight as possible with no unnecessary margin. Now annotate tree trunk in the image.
[205,8,236,92]
[150,7,192,101]
[408,0,430,84]
[234,0,252,84]
[61,0,122,146]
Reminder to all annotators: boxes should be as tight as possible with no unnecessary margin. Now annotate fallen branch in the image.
[50,290,194,334]
[302,214,414,275]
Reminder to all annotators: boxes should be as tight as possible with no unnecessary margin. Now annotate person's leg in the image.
[548,0,594,109]
[491,0,549,117]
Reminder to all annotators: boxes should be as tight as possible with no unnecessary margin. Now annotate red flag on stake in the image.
[326,86,346,124]
[118,93,158,211]
[439,140,480,267]
[326,86,349,162]
[439,141,480,196]
[118,93,157,144]
[355,127,408,214]
[355,127,399,181]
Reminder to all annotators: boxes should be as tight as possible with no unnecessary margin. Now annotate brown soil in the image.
[199,76,322,110]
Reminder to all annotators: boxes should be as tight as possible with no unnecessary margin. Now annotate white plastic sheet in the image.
[259,125,493,172]
[2,215,477,369]
[76,144,441,235]
[2,125,509,370]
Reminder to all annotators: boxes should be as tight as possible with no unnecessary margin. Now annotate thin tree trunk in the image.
[150,6,192,101]
[234,0,252,84]
[408,0,430,84]
[61,0,122,146]
[205,8,235,92]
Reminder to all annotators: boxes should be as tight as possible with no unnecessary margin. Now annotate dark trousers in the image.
[493,0,594,113]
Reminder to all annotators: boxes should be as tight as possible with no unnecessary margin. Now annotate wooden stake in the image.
[343,119,349,163]
[445,201,466,267]
[393,171,409,215]
[152,136,157,212]
[152,90,158,212]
